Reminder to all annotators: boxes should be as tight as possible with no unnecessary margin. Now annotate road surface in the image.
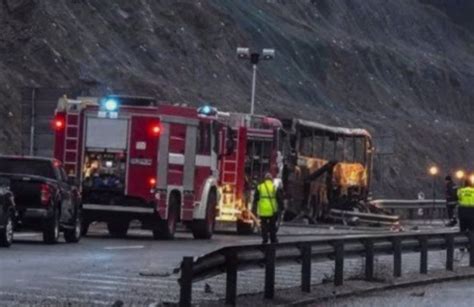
[0,222,386,306]
[0,221,457,306]
[326,278,474,307]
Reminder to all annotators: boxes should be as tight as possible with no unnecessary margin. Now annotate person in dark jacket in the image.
[445,175,458,227]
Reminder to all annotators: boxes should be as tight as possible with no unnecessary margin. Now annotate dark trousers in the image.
[458,207,474,232]
[447,203,456,221]
[260,215,277,243]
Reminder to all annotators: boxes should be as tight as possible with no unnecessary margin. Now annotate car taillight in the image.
[41,184,52,205]
[149,177,157,187]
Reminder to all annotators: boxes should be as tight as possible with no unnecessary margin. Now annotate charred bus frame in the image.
[281,118,374,222]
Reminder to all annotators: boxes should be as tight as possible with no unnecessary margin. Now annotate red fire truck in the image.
[213,110,282,234]
[53,95,281,239]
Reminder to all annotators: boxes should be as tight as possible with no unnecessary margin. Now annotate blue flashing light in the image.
[104,99,119,112]
[198,105,217,116]
[202,105,211,114]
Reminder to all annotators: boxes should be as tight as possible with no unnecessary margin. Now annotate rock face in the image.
[0,0,473,197]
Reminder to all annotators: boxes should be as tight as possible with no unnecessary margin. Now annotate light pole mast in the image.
[236,47,275,115]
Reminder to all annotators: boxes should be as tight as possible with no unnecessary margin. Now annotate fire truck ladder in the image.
[221,133,239,209]
[64,112,80,176]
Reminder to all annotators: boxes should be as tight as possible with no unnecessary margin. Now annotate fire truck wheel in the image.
[107,221,129,238]
[64,211,82,243]
[43,208,60,244]
[191,190,217,239]
[153,195,179,240]
[81,220,90,236]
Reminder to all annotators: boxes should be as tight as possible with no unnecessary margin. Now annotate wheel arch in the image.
[193,177,218,220]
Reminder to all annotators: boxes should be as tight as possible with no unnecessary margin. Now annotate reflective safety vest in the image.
[457,187,474,207]
[257,179,277,217]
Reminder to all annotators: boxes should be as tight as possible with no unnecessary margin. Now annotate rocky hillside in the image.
[1,0,473,197]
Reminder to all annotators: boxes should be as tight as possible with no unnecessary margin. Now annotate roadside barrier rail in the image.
[372,198,446,208]
[372,199,447,220]
[178,230,473,306]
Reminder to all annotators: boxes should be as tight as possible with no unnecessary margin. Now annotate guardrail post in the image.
[179,257,194,307]
[392,238,402,277]
[301,244,311,293]
[334,241,344,286]
[419,237,428,274]
[264,244,276,299]
[469,232,474,267]
[445,234,454,271]
[225,253,238,305]
[364,239,374,281]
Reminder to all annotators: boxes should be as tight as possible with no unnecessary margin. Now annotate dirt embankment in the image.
[0,0,473,197]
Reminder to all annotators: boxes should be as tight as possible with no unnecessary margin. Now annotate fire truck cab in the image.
[53,95,225,239]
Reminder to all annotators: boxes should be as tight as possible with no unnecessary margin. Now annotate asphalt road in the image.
[0,223,387,306]
[327,278,474,307]
[0,220,457,306]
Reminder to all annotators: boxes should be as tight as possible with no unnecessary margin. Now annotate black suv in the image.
[0,156,82,244]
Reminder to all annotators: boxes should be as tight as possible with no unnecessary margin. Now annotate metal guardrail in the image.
[178,230,474,306]
[372,199,447,220]
[372,199,446,208]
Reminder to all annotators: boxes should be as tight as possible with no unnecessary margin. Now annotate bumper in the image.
[22,208,50,219]
[83,204,155,214]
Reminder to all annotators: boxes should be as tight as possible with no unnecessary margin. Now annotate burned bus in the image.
[280,118,376,223]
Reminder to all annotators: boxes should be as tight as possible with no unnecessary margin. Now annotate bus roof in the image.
[293,118,372,139]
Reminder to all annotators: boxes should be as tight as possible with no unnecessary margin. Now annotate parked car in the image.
[0,176,15,247]
[0,156,82,244]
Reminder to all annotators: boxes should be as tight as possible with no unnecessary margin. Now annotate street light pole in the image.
[250,64,257,115]
[428,166,439,225]
[236,47,275,115]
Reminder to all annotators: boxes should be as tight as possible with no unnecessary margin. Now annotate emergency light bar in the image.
[104,99,119,112]
[197,105,218,116]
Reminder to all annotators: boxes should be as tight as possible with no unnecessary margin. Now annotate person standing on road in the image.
[254,172,279,244]
[445,176,458,227]
[457,179,474,232]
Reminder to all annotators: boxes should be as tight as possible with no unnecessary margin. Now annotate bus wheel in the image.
[153,194,179,240]
[192,190,217,239]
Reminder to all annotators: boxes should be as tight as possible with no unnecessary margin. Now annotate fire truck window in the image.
[197,123,211,155]
[246,140,273,182]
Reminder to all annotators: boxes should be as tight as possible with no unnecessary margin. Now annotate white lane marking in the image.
[104,245,145,250]
[52,276,171,289]
[79,273,175,283]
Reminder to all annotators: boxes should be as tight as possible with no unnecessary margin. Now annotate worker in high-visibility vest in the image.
[254,173,279,244]
[457,179,474,232]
